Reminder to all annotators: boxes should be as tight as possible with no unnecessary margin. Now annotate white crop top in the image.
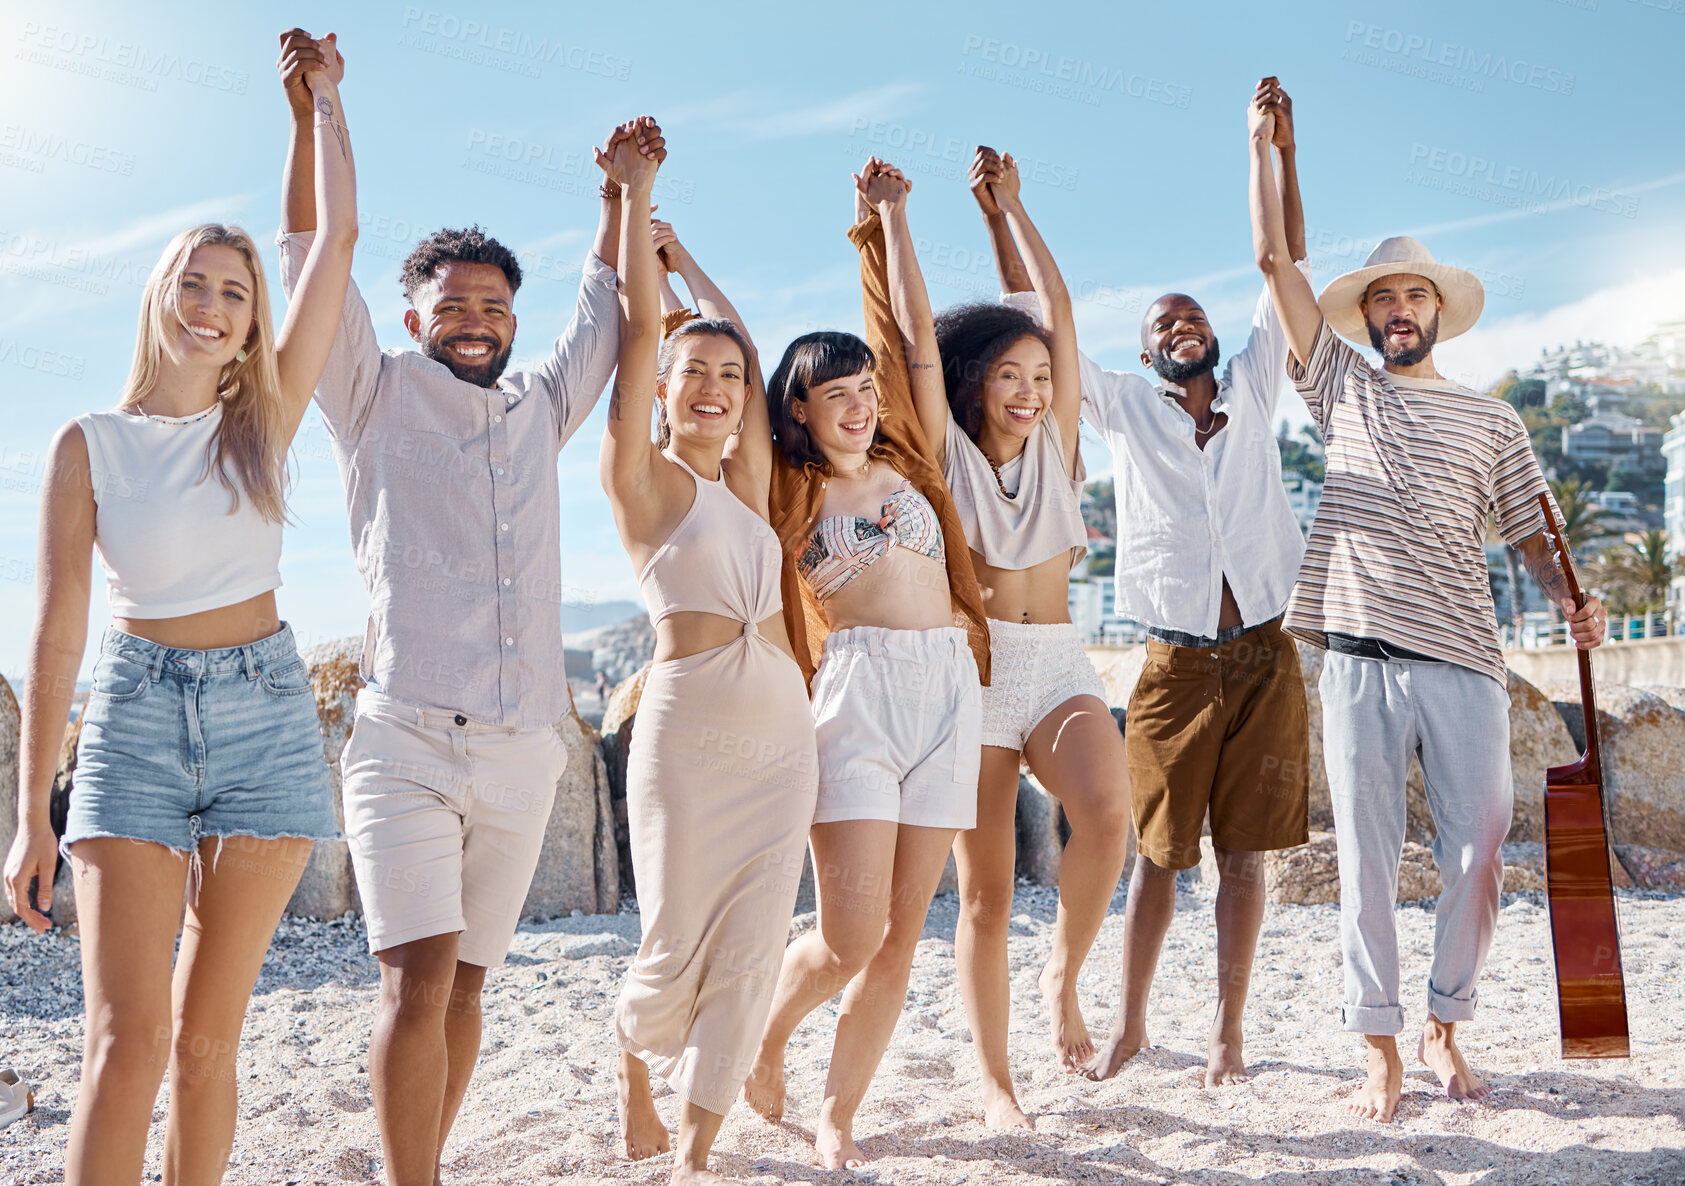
[943,410,1087,571]
[76,404,283,618]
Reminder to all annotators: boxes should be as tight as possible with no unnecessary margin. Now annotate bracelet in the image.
[599,182,622,200]
[314,117,350,132]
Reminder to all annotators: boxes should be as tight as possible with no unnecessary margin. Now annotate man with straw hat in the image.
[1248,91,1606,1123]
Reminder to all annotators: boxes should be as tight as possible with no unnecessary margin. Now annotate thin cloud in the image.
[693,83,928,141]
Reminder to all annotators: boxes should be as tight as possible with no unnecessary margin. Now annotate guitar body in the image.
[1537,493,1630,1059]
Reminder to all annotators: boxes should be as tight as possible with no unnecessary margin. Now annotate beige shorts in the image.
[811,626,982,830]
[981,619,1107,751]
[340,689,565,967]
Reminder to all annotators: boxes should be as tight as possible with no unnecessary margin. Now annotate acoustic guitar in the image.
[1538,491,1630,1059]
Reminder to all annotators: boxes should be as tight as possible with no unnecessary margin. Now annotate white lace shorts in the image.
[980,620,1107,751]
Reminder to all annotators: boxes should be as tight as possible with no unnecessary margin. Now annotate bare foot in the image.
[1418,1018,1492,1102]
[982,1087,1036,1130]
[1038,962,1095,1071]
[1204,1023,1250,1087]
[815,1111,869,1170]
[1343,1037,1404,1123]
[744,1050,785,1122]
[1079,1021,1148,1081]
[617,1052,672,1160]
[670,1165,734,1185]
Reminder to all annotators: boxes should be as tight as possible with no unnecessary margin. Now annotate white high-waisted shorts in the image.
[980,619,1107,751]
[810,625,982,830]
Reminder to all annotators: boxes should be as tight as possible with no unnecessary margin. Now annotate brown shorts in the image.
[1125,619,1310,870]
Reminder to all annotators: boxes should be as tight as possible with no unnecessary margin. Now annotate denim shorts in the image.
[64,624,340,858]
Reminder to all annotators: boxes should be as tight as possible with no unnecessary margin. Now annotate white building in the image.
[1663,410,1685,610]
[1283,475,1323,538]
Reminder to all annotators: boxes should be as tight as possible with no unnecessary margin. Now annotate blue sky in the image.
[3,0,1683,680]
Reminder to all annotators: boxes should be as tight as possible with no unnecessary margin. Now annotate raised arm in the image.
[273,33,356,444]
[654,223,773,493]
[277,29,321,235]
[1250,81,1321,366]
[4,425,95,932]
[599,118,665,502]
[860,159,949,465]
[1263,78,1307,263]
[970,146,1032,295]
[989,154,1080,473]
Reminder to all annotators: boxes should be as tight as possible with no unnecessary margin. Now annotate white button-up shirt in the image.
[1005,262,1309,638]
[278,230,620,727]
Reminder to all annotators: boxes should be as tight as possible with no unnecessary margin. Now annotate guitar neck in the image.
[1539,491,1601,776]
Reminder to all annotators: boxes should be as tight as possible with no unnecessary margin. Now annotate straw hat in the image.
[1317,236,1484,345]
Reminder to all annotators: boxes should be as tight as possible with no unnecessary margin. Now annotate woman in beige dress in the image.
[598,121,817,1185]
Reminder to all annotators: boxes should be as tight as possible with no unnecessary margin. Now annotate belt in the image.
[1148,615,1280,649]
[1325,632,1442,663]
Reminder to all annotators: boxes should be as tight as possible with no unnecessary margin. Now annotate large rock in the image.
[294,638,364,919]
[1540,681,1685,852]
[567,616,656,686]
[523,709,618,918]
[1246,831,1441,906]
[599,661,652,899]
[0,674,18,925]
[1092,647,1148,717]
[1016,770,1135,890]
[1614,845,1685,892]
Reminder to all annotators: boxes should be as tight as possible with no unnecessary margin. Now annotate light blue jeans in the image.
[66,624,339,860]
[1319,651,1513,1035]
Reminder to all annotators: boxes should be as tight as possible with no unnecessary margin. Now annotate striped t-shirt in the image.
[1283,321,1552,685]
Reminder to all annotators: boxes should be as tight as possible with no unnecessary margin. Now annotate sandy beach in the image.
[1,878,1680,1185]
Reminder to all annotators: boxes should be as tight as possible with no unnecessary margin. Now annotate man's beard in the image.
[1368,313,1439,367]
[422,334,513,387]
[1149,336,1220,385]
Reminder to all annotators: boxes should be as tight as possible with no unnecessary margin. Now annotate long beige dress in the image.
[615,453,819,1115]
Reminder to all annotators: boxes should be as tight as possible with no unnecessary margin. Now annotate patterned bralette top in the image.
[797,482,946,601]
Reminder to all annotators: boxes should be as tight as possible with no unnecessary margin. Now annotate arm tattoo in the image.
[315,95,350,161]
[1516,531,1575,607]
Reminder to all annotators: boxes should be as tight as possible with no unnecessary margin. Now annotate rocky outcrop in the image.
[299,637,619,920]
[1615,845,1685,892]
[522,709,619,918]
[1541,681,1685,854]
[0,676,18,924]
[599,662,652,899]
[566,616,656,687]
[295,638,364,919]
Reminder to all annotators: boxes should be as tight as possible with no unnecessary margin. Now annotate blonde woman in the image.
[1,31,356,1183]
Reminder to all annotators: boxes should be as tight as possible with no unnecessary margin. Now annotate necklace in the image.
[831,456,872,481]
[983,452,1017,500]
[139,400,220,427]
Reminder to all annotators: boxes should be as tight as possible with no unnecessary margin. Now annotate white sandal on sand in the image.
[0,1069,34,1127]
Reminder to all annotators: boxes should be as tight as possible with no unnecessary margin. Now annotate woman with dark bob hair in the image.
[742,160,990,1170]
[888,148,1132,1128]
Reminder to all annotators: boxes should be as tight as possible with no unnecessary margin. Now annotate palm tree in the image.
[1548,477,1612,557]
[1623,529,1673,617]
